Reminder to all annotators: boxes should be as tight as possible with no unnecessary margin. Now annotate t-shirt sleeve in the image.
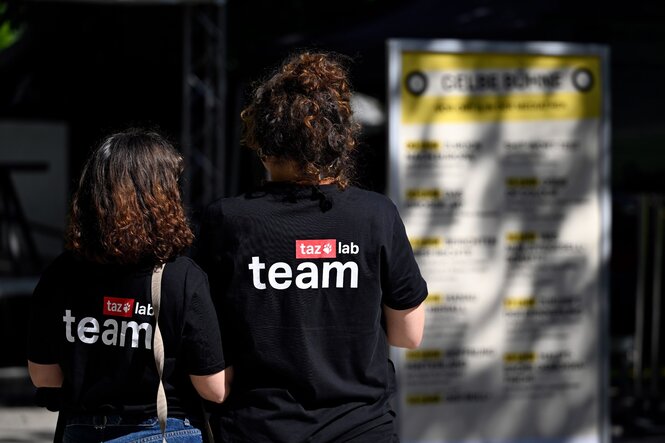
[190,202,239,364]
[27,264,61,364]
[381,203,428,310]
[191,204,230,310]
[181,271,226,375]
[190,204,218,285]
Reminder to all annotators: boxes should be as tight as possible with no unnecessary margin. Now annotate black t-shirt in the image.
[196,183,428,443]
[27,253,225,418]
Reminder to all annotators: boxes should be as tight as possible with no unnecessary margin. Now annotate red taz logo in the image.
[103,297,135,318]
[296,239,336,259]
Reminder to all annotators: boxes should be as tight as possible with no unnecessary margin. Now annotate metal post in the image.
[650,203,664,396]
[634,195,649,397]
[180,1,227,211]
[215,1,227,199]
[181,4,193,207]
[201,8,214,205]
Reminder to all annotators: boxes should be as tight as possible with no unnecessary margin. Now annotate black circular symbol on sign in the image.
[405,71,427,96]
[571,68,594,92]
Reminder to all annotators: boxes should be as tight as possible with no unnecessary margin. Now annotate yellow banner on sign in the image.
[402,52,600,71]
[401,52,602,123]
[402,92,600,123]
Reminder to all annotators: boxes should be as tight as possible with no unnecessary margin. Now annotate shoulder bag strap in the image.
[151,263,168,442]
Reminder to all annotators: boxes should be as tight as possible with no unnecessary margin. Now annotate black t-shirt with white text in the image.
[196,183,428,443]
[27,254,225,419]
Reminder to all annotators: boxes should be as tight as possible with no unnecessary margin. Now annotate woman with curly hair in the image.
[196,51,427,442]
[27,128,230,442]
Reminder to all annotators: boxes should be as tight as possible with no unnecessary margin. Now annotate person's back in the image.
[27,128,230,442]
[197,52,427,442]
[201,184,425,441]
[31,253,216,420]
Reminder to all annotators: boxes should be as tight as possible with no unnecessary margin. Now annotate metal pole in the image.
[650,203,664,396]
[215,1,227,198]
[200,7,213,206]
[181,4,193,207]
[634,195,649,397]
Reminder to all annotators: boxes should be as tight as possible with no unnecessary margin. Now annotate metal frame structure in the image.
[26,0,230,219]
[634,195,665,400]
[17,0,230,270]
[181,0,228,212]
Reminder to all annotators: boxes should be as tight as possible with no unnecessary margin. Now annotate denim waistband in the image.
[66,414,158,427]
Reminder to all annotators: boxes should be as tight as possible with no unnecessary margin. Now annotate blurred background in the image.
[0,0,664,441]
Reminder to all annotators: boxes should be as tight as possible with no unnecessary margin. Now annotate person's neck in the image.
[262,157,335,185]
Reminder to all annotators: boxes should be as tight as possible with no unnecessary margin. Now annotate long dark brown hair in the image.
[240,51,361,187]
[65,128,194,265]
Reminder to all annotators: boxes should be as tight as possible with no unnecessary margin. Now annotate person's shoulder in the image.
[34,251,83,291]
[345,185,392,200]
[168,256,206,276]
[204,191,260,218]
[343,186,399,213]
[41,251,82,275]
[202,196,227,217]
[165,256,209,288]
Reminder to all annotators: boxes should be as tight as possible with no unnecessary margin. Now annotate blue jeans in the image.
[63,416,202,442]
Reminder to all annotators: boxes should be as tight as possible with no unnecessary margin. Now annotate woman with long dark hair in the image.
[27,128,230,442]
[196,51,427,442]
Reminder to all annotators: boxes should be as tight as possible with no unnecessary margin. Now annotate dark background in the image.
[1,0,665,439]
[2,0,664,195]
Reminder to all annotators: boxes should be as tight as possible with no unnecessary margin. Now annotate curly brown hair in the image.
[240,51,361,187]
[65,128,194,265]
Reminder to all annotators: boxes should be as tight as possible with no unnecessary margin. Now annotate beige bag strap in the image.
[151,263,168,442]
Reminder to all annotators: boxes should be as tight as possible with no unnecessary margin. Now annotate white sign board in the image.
[388,39,610,443]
